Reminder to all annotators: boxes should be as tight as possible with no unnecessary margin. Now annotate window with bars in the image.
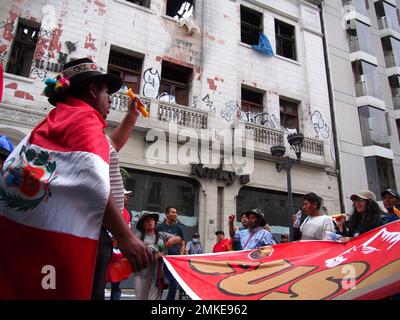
[159,60,192,106]
[275,19,296,60]
[240,5,262,46]
[279,98,299,130]
[107,49,143,94]
[166,0,194,20]
[125,0,150,8]
[241,87,263,113]
[6,18,40,77]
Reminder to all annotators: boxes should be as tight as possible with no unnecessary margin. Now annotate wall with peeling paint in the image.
[0,0,341,251]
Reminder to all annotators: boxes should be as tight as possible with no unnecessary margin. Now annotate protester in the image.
[280,234,289,243]
[342,190,387,243]
[233,209,276,250]
[134,212,181,300]
[185,233,203,255]
[300,193,334,240]
[228,212,249,250]
[0,58,151,299]
[381,189,400,223]
[109,188,133,300]
[157,206,185,300]
[0,134,14,170]
[212,230,232,253]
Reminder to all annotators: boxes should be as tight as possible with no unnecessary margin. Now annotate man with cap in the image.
[213,230,232,253]
[300,192,334,241]
[233,209,275,250]
[0,58,151,299]
[381,189,400,223]
[0,134,14,170]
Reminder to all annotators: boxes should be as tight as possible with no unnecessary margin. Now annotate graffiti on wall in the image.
[311,110,329,139]
[239,111,280,128]
[192,95,199,109]
[202,94,216,113]
[143,68,161,99]
[221,100,240,121]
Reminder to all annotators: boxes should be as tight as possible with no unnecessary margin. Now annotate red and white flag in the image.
[0,97,110,299]
[165,221,400,300]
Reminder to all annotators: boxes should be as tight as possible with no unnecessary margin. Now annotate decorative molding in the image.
[0,106,45,127]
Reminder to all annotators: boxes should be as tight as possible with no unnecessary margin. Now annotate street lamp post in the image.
[271,132,304,242]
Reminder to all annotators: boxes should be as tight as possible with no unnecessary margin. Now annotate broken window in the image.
[166,0,194,20]
[241,87,263,113]
[107,48,144,94]
[159,60,192,106]
[279,98,299,131]
[6,18,40,77]
[275,19,296,60]
[241,6,263,46]
[126,0,150,8]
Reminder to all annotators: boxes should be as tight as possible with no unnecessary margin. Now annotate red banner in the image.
[164,221,400,300]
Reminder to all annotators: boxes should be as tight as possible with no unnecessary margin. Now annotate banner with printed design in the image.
[164,221,400,300]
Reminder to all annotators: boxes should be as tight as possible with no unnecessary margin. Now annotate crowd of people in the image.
[0,57,399,300]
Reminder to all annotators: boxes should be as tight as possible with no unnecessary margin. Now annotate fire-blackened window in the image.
[166,0,194,20]
[241,87,263,113]
[6,18,40,77]
[126,0,150,8]
[159,60,192,106]
[275,19,296,60]
[107,48,143,94]
[241,6,263,46]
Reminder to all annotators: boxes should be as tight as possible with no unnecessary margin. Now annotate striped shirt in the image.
[107,137,124,214]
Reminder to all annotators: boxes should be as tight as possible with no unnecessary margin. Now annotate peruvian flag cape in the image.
[0,97,110,299]
[164,221,400,300]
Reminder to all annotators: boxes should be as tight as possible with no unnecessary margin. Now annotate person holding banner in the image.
[342,190,387,243]
[300,193,334,240]
[233,209,275,250]
[134,212,182,300]
[381,189,400,223]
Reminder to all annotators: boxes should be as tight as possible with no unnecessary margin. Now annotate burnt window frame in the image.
[275,19,297,61]
[107,48,144,94]
[159,60,193,106]
[279,97,299,131]
[241,87,264,113]
[166,0,194,20]
[240,5,263,46]
[6,18,41,78]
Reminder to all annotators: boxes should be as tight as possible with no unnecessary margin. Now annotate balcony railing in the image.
[110,91,208,129]
[244,123,284,146]
[242,122,325,157]
[158,102,208,129]
[302,137,324,156]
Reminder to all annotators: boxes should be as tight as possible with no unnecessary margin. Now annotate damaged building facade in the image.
[0,0,339,251]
